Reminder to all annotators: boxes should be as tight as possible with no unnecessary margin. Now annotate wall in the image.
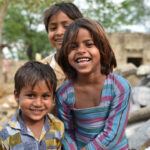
[108,33,150,67]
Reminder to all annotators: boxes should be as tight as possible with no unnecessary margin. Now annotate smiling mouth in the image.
[76,58,91,63]
[55,39,63,43]
[30,109,43,112]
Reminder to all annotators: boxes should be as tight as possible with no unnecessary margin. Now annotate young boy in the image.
[42,2,83,89]
[0,61,64,150]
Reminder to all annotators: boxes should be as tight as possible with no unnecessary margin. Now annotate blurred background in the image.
[0,0,150,149]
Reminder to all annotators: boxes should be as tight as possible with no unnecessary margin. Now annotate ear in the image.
[14,90,19,103]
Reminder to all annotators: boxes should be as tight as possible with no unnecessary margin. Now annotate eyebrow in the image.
[49,20,70,25]
[85,39,93,41]
[82,39,93,43]
[71,39,93,44]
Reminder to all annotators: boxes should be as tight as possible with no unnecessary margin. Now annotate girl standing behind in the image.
[42,2,83,89]
[56,18,131,150]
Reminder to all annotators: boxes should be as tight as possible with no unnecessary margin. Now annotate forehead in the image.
[73,28,92,42]
[78,28,91,36]
[21,80,51,91]
[49,11,73,24]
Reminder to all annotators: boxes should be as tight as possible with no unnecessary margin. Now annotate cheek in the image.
[48,32,54,43]
[68,52,74,64]
[17,97,31,107]
[46,99,54,107]
[19,100,30,108]
[68,56,72,66]
[46,100,54,112]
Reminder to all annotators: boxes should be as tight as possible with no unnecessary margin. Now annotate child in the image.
[56,18,131,150]
[42,2,83,89]
[0,61,64,150]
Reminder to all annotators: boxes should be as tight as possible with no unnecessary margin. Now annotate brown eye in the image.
[86,43,94,47]
[26,94,35,98]
[49,26,57,31]
[70,44,78,50]
[42,94,51,99]
[64,25,69,29]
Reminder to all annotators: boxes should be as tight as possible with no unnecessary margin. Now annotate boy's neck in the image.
[22,116,45,140]
[28,120,44,139]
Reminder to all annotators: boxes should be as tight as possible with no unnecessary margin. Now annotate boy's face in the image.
[15,80,54,125]
[48,11,73,52]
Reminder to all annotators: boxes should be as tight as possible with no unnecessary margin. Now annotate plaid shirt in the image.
[0,109,64,150]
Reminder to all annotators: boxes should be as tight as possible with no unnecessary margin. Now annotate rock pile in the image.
[116,64,150,150]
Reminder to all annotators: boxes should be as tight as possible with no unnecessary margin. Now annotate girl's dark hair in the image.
[14,61,57,96]
[44,2,83,32]
[58,18,117,80]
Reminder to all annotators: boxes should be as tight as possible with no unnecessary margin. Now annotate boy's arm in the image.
[56,93,78,150]
[83,80,131,150]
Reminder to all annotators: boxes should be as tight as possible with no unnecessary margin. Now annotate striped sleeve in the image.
[56,86,78,150]
[85,75,131,150]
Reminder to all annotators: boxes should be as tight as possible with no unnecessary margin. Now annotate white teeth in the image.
[77,58,90,63]
[55,39,63,42]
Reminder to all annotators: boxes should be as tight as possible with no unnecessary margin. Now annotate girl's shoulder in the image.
[56,80,74,95]
[107,73,131,89]
[108,73,128,82]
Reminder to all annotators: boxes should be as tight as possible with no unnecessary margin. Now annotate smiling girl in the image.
[56,18,131,150]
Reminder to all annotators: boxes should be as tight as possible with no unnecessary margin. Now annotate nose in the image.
[56,26,64,35]
[77,45,86,53]
[33,97,42,107]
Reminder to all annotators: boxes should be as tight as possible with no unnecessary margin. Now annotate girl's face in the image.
[68,28,101,77]
[48,11,73,51]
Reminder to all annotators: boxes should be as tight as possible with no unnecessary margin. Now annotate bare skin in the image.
[24,119,44,139]
[74,73,106,109]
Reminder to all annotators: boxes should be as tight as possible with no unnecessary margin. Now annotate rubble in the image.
[122,64,150,150]
[126,120,150,150]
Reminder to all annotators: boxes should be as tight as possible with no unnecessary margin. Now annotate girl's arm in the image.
[56,92,78,150]
[83,78,131,150]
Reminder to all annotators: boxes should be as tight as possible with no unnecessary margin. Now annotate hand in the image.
[80,147,86,150]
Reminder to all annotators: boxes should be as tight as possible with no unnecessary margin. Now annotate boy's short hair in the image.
[58,18,117,80]
[44,2,83,32]
[14,61,57,96]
